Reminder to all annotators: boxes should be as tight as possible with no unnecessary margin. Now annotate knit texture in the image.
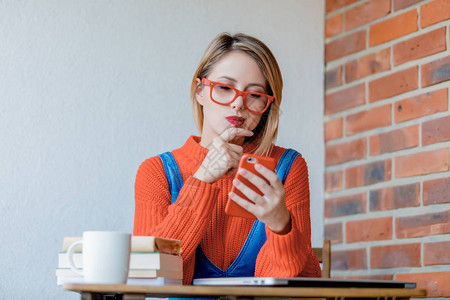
[133,136,321,284]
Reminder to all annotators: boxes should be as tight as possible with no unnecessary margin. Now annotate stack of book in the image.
[56,236,183,285]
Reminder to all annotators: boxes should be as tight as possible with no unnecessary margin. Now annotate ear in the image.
[194,78,206,106]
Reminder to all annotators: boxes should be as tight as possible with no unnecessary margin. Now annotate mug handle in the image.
[67,240,84,276]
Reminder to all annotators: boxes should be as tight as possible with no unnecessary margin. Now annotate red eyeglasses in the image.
[202,78,274,114]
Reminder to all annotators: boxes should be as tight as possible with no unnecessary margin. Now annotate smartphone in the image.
[225,154,276,219]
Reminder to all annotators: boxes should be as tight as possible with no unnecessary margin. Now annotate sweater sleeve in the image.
[133,156,220,284]
[254,155,321,278]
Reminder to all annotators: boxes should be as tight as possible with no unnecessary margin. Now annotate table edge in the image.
[63,283,427,298]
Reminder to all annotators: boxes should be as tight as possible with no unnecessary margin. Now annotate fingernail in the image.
[255,164,261,170]
[229,192,235,198]
[239,168,247,175]
[233,179,240,186]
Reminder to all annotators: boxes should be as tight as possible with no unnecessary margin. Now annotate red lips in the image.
[226,116,245,127]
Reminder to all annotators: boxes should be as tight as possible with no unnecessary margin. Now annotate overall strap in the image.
[159,152,184,204]
[276,148,300,183]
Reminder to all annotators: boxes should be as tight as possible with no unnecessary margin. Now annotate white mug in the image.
[67,231,131,284]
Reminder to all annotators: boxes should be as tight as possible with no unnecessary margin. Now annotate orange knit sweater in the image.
[133,136,321,284]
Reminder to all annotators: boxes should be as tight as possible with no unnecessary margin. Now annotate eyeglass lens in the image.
[211,84,268,112]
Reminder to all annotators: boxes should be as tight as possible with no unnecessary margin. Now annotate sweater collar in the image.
[181,136,208,161]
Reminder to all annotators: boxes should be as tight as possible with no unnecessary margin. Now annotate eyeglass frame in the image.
[201,78,274,114]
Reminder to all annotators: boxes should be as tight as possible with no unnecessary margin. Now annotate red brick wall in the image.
[324,0,450,297]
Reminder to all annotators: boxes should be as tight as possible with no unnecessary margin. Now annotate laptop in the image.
[193,277,416,289]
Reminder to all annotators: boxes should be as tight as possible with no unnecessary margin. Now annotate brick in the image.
[325,192,366,218]
[395,148,449,177]
[325,66,342,90]
[394,89,448,123]
[424,241,450,265]
[325,30,366,62]
[396,272,450,297]
[369,10,418,46]
[325,83,365,115]
[371,243,421,269]
[346,104,391,136]
[369,67,418,103]
[331,248,367,270]
[346,217,393,243]
[369,183,420,211]
[345,0,391,30]
[393,27,447,66]
[325,14,343,38]
[326,0,359,13]
[421,55,450,87]
[421,0,450,28]
[396,210,450,238]
[394,0,423,11]
[423,115,450,145]
[423,177,450,205]
[345,48,390,83]
[346,159,392,188]
[325,170,343,192]
[346,274,394,280]
[325,138,366,166]
[324,222,343,244]
[325,117,343,141]
[369,125,419,155]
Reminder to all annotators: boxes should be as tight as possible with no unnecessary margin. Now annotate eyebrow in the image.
[218,76,266,89]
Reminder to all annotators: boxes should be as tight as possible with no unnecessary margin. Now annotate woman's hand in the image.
[228,163,291,234]
[193,128,254,184]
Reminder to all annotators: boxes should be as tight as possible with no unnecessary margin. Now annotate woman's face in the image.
[196,50,268,145]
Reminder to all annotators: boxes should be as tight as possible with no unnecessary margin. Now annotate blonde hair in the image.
[190,33,283,156]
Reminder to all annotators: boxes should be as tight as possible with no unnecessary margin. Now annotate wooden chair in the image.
[312,240,331,278]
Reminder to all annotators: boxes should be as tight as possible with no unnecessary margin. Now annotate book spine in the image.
[58,252,182,270]
[61,236,181,254]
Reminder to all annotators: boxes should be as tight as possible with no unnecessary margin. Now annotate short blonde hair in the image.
[190,33,283,156]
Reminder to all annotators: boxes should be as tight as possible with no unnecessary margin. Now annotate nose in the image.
[231,95,245,111]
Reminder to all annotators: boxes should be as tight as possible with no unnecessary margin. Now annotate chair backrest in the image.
[312,240,331,278]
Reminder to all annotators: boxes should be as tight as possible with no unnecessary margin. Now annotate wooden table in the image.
[64,283,427,300]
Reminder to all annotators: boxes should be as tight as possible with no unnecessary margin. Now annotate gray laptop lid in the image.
[193,277,416,289]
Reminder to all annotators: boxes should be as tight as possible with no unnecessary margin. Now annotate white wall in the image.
[0,1,324,298]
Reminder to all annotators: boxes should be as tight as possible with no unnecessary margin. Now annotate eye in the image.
[248,93,262,99]
[217,85,231,91]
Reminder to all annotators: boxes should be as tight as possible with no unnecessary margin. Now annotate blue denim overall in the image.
[159,149,299,297]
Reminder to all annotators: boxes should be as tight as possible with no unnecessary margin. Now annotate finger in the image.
[228,152,242,169]
[228,148,241,160]
[228,191,258,214]
[208,139,241,172]
[254,163,283,188]
[228,143,244,155]
[223,144,243,163]
[232,178,264,205]
[237,168,272,196]
[219,127,254,143]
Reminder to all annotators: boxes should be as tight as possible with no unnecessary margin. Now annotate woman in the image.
[133,33,321,285]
